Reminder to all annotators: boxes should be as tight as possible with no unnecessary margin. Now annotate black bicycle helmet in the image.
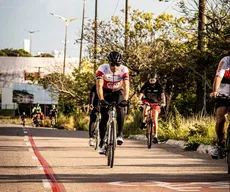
[107,51,122,66]
[147,72,158,79]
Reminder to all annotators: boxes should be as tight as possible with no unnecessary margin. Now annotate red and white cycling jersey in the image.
[216,56,230,96]
[96,64,129,90]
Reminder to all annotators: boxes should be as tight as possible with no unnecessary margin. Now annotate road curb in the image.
[128,135,214,155]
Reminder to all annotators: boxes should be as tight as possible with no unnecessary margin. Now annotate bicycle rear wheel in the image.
[94,122,99,150]
[226,125,230,174]
[147,120,153,149]
[107,121,115,168]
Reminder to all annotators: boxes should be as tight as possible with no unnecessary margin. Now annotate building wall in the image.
[0,57,78,109]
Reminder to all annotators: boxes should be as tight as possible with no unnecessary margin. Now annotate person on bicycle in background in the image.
[96,51,129,154]
[31,103,42,123]
[138,72,166,144]
[88,84,99,146]
[49,104,58,123]
[21,112,27,122]
[210,56,230,159]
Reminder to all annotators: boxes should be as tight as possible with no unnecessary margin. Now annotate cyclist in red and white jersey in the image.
[96,51,130,154]
[210,56,230,159]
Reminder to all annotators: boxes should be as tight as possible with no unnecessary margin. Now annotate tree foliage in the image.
[0,48,32,57]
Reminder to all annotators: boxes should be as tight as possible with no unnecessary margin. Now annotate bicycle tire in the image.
[94,122,99,150]
[147,120,153,149]
[107,121,115,168]
[226,125,230,174]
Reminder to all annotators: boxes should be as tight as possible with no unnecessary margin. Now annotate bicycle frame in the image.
[145,103,154,149]
[105,102,117,168]
[141,102,160,148]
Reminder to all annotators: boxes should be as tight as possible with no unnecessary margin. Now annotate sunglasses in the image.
[110,62,121,67]
[149,78,157,83]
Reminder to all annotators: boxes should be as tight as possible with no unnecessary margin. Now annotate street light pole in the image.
[79,0,86,71]
[25,29,40,55]
[94,0,98,74]
[50,13,77,75]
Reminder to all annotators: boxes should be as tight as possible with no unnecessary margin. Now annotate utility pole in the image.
[25,29,40,55]
[94,0,98,74]
[124,0,129,53]
[197,0,207,115]
[79,0,86,71]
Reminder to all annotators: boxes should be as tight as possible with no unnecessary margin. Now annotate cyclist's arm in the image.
[161,92,166,105]
[138,93,144,101]
[212,75,222,96]
[123,80,129,101]
[96,79,104,101]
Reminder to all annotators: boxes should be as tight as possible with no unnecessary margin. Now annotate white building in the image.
[23,39,30,53]
[0,56,78,111]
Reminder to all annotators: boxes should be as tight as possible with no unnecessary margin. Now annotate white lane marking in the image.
[32,156,38,160]
[108,181,138,186]
[210,185,230,189]
[24,138,28,141]
[26,142,31,146]
[28,148,33,152]
[42,179,51,189]
[37,165,44,170]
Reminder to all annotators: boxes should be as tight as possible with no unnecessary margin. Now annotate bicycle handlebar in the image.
[215,94,230,100]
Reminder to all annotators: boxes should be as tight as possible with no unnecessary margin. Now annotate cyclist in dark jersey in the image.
[138,72,166,144]
[88,84,99,146]
[96,51,129,154]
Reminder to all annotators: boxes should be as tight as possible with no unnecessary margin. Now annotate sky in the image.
[0,0,181,58]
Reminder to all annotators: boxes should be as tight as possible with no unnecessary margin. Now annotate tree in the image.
[0,48,32,57]
[34,53,54,57]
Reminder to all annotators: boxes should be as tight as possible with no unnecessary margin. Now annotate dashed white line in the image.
[26,142,31,146]
[37,165,44,170]
[42,179,51,189]
[32,156,38,160]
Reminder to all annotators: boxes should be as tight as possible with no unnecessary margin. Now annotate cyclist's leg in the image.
[215,105,228,145]
[99,106,109,147]
[140,100,149,129]
[116,90,125,137]
[211,100,228,158]
[89,109,97,138]
[152,105,161,136]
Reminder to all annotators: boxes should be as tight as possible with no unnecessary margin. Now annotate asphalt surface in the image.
[0,123,229,192]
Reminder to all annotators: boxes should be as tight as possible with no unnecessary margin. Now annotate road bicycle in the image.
[140,102,160,149]
[104,101,118,168]
[93,108,101,150]
[214,95,230,174]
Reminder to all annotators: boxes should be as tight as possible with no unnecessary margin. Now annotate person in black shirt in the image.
[49,104,58,126]
[138,72,166,144]
[88,84,99,146]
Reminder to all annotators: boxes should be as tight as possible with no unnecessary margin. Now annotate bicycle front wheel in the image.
[147,121,153,149]
[226,125,230,174]
[107,121,116,168]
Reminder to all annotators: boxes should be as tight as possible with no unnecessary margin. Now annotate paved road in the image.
[0,124,229,192]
